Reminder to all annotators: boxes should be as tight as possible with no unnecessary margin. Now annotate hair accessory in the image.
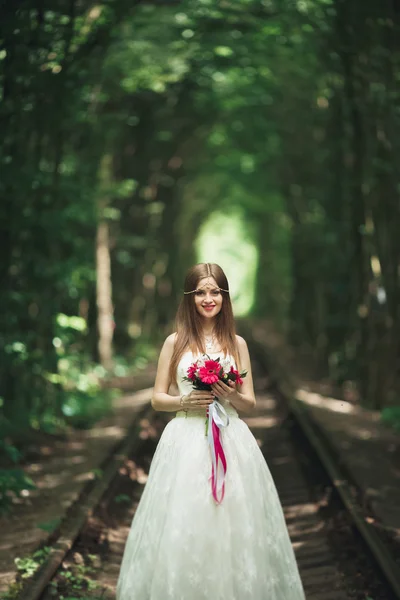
[183,263,229,294]
[183,286,229,294]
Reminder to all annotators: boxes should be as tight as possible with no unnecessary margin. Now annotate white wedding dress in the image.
[116,351,306,600]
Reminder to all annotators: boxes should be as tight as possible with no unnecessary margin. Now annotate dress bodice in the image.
[176,351,238,418]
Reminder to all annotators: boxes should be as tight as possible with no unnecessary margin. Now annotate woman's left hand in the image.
[211,378,238,400]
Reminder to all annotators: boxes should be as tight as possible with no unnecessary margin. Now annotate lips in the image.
[203,305,215,311]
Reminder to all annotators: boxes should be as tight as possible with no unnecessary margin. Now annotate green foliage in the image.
[44,312,114,429]
[14,546,51,579]
[91,468,104,480]
[1,0,400,427]
[51,554,102,597]
[0,439,21,464]
[61,387,115,431]
[0,581,24,600]
[114,493,131,504]
[0,469,36,515]
[0,438,34,515]
[381,407,400,432]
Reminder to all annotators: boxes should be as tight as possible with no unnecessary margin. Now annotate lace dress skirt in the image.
[116,400,306,600]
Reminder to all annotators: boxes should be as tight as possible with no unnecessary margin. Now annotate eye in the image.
[195,290,205,296]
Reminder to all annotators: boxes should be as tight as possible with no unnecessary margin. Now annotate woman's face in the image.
[193,276,223,319]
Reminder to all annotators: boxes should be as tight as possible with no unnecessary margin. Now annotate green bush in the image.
[0,469,36,515]
[381,406,400,432]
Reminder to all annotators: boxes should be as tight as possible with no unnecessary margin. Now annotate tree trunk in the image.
[96,156,114,370]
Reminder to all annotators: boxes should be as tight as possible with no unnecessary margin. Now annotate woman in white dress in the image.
[116,262,305,600]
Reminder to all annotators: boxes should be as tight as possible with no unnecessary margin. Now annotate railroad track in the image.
[10,353,398,600]
[248,335,400,600]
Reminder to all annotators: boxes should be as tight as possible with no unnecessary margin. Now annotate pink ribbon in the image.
[207,400,229,504]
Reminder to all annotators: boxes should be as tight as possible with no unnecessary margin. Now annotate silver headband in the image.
[183,286,229,294]
[184,263,229,294]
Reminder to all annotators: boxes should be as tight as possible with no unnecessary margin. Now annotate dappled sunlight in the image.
[292,537,331,556]
[69,454,87,465]
[244,415,279,429]
[287,514,325,538]
[66,440,86,451]
[243,393,281,431]
[292,540,307,551]
[37,445,53,456]
[243,394,281,431]
[196,210,258,316]
[26,455,91,481]
[138,417,159,441]
[338,427,374,441]
[85,424,126,439]
[295,385,400,536]
[116,388,153,408]
[0,528,45,552]
[295,387,397,444]
[285,502,320,519]
[73,471,98,484]
[241,390,335,565]
[118,459,148,485]
[255,397,278,410]
[0,0,398,593]
[0,520,56,591]
[296,388,379,420]
[30,470,85,490]
[0,390,154,594]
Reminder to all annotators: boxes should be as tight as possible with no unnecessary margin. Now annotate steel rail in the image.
[246,332,400,600]
[13,399,153,600]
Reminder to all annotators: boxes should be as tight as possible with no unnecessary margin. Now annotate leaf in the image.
[91,468,103,480]
[114,494,131,504]
[214,46,233,57]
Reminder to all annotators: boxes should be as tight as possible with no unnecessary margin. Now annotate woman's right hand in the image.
[181,390,215,410]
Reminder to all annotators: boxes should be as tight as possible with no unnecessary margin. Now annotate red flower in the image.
[230,366,243,386]
[199,359,221,385]
[187,362,198,381]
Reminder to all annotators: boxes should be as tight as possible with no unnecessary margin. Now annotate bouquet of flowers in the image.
[182,355,247,504]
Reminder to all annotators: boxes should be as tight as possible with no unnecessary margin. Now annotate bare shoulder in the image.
[162,332,177,352]
[235,334,248,349]
[154,333,177,392]
[156,333,177,371]
[165,332,177,345]
[235,335,251,364]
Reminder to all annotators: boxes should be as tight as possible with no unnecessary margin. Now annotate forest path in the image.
[0,368,156,595]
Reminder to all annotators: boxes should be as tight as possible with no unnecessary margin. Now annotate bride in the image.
[116,262,305,599]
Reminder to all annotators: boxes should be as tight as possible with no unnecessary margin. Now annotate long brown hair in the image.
[169,263,240,385]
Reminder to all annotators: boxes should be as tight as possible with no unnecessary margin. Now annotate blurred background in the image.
[1,0,400,443]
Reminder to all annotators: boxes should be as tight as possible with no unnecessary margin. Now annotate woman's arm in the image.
[151,333,183,412]
[151,334,214,412]
[230,335,256,411]
[211,335,256,412]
